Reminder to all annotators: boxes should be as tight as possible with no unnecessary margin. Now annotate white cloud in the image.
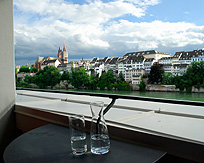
[107,20,204,50]
[14,0,158,25]
[14,0,204,65]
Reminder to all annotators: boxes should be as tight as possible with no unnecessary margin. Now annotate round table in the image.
[4,124,166,163]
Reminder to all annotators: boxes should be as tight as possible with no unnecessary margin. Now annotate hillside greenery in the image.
[16,65,130,91]
[16,61,204,92]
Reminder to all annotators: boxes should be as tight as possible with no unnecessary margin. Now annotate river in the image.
[67,89,204,102]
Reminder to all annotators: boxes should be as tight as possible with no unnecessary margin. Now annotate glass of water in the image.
[69,114,87,155]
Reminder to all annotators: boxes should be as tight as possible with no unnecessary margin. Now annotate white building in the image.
[125,69,145,84]
[162,64,173,74]
[94,63,104,77]
[144,58,156,73]
[41,59,61,70]
[191,49,204,62]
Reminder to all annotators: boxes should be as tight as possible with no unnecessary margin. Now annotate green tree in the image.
[162,72,174,85]
[98,71,107,90]
[186,61,204,89]
[71,67,89,89]
[106,70,115,90]
[148,63,164,84]
[33,66,61,89]
[115,81,130,91]
[114,71,130,90]
[61,71,71,84]
[98,70,116,90]
[15,67,18,85]
[139,80,146,91]
[15,67,18,76]
[88,75,99,90]
[117,71,125,84]
[19,65,30,73]
[30,67,37,73]
[16,78,30,88]
[24,75,32,83]
[174,62,204,92]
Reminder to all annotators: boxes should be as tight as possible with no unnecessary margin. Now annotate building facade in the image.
[125,69,145,84]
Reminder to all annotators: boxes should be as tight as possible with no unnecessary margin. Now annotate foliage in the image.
[19,65,30,73]
[16,78,31,88]
[33,66,61,89]
[30,67,37,73]
[162,72,174,85]
[114,71,130,90]
[186,61,204,89]
[98,70,116,90]
[148,63,164,84]
[88,75,98,90]
[98,71,107,90]
[115,81,130,91]
[139,80,146,91]
[117,71,125,83]
[61,71,71,84]
[15,67,18,76]
[19,66,37,73]
[24,75,32,83]
[15,67,18,83]
[71,67,89,89]
[142,74,148,79]
[173,62,204,92]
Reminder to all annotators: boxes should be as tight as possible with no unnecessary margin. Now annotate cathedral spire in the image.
[63,43,66,51]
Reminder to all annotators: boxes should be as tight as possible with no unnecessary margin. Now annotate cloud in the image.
[14,0,204,65]
[14,0,151,24]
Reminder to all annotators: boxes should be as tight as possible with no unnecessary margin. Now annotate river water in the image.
[68,89,204,102]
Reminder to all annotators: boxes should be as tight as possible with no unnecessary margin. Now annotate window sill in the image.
[15,90,204,162]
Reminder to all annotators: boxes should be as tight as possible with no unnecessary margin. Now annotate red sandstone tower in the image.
[58,44,68,64]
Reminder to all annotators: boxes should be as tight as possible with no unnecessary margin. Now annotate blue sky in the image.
[14,0,204,66]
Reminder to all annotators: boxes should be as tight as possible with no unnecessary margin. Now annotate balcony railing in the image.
[16,87,204,107]
[15,87,204,162]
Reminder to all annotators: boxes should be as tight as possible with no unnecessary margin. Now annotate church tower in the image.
[58,44,68,64]
[58,47,62,59]
[62,44,68,64]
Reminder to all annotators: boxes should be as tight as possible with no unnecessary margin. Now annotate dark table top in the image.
[4,124,166,163]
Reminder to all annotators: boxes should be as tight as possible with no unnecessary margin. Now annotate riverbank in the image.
[131,84,204,93]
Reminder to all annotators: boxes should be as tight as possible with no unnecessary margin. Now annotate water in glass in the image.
[71,135,87,155]
[69,115,87,155]
[91,134,110,154]
[90,101,111,155]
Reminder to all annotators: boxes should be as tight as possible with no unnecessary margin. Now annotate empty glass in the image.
[69,115,87,155]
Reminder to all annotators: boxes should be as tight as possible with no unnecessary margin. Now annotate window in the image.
[12,1,204,162]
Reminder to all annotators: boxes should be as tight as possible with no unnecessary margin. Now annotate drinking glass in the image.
[69,115,87,155]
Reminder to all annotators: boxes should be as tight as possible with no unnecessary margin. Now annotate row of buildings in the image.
[19,45,204,85]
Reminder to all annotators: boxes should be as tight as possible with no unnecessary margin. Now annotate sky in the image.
[14,0,204,66]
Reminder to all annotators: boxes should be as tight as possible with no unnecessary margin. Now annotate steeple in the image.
[63,43,66,51]
[58,46,62,58]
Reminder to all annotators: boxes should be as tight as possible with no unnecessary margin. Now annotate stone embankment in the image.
[131,84,204,93]
[146,85,179,92]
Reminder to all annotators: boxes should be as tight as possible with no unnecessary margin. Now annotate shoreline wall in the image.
[131,84,204,93]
